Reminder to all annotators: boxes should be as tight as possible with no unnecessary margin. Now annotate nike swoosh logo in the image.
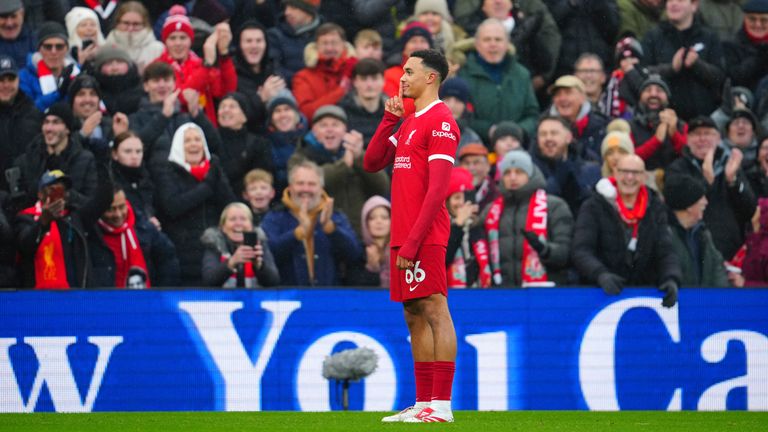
[409,284,420,292]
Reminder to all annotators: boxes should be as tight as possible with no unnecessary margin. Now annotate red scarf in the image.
[521,189,551,286]
[219,256,257,288]
[575,114,590,137]
[610,177,648,251]
[37,59,80,96]
[156,50,208,111]
[318,54,357,78]
[20,202,70,289]
[84,0,118,19]
[483,196,504,286]
[606,69,627,118]
[744,23,768,44]
[189,159,210,182]
[484,190,551,286]
[97,201,150,288]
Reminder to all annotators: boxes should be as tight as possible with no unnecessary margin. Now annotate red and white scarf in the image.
[485,190,551,287]
[610,177,648,251]
[37,59,80,96]
[219,256,257,288]
[97,201,150,288]
[84,0,118,19]
[20,202,70,289]
[605,69,627,118]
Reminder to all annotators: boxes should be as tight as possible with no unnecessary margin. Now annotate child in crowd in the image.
[242,169,276,227]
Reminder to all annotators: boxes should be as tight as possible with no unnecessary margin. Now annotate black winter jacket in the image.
[0,92,41,192]
[572,186,681,285]
[111,161,156,221]
[545,0,620,77]
[96,65,144,116]
[129,99,222,162]
[13,135,97,210]
[152,155,236,286]
[641,19,725,120]
[723,28,768,92]
[666,146,757,259]
[216,127,275,197]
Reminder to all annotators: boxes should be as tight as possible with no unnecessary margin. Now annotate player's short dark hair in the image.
[537,114,573,133]
[142,61,174,82]
[410,49,449,84]
[352,58,385,78]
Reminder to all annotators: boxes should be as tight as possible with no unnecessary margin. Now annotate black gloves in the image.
[659,280,678,308]
[58,64,75,94]
[521,229,549,258]
[598,272,625,295]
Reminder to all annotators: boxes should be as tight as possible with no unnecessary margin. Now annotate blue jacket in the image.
[0,25,35,67]
[267,16,319,86]
[261,201,362,286]
[19,54,78,111]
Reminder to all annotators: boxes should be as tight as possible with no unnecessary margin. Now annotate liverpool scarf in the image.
[97,201,150,288]
[521,189,550,286]
[484,190,550,286]
[20,202,69,289]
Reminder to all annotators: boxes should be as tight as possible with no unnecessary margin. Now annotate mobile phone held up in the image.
[243,231,259,247]
[47,183,65,203]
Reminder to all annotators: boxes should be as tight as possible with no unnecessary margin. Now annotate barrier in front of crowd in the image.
[0,288,766,412]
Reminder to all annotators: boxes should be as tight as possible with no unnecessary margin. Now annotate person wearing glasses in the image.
[104,1,164,74]
[19,21,81,111]
[572,153,680,308]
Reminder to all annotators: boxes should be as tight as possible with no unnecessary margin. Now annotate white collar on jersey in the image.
[414,99,443,117]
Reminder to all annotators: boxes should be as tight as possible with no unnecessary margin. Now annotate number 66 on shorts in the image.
[390,245,448,302]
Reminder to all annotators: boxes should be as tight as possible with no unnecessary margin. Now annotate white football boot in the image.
[380,402,429,422]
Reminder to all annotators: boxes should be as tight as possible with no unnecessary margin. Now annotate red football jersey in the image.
[389,100,459,247]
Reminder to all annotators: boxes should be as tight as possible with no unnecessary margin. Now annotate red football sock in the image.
[432,361,455,401]
[414,362,434,403]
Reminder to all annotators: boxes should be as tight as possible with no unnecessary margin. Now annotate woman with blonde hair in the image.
[201,202,279,288]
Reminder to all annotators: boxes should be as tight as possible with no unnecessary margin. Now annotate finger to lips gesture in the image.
[385,82,405,117]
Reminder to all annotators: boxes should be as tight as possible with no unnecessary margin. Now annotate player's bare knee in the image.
[420,294,448,323]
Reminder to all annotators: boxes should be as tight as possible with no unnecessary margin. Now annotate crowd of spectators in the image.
[2,0,768,297]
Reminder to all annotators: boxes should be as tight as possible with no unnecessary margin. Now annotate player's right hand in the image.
[385,82,405,117]
[396,255,414,270]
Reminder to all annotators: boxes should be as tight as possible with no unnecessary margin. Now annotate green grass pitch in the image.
[1,411,766,432]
